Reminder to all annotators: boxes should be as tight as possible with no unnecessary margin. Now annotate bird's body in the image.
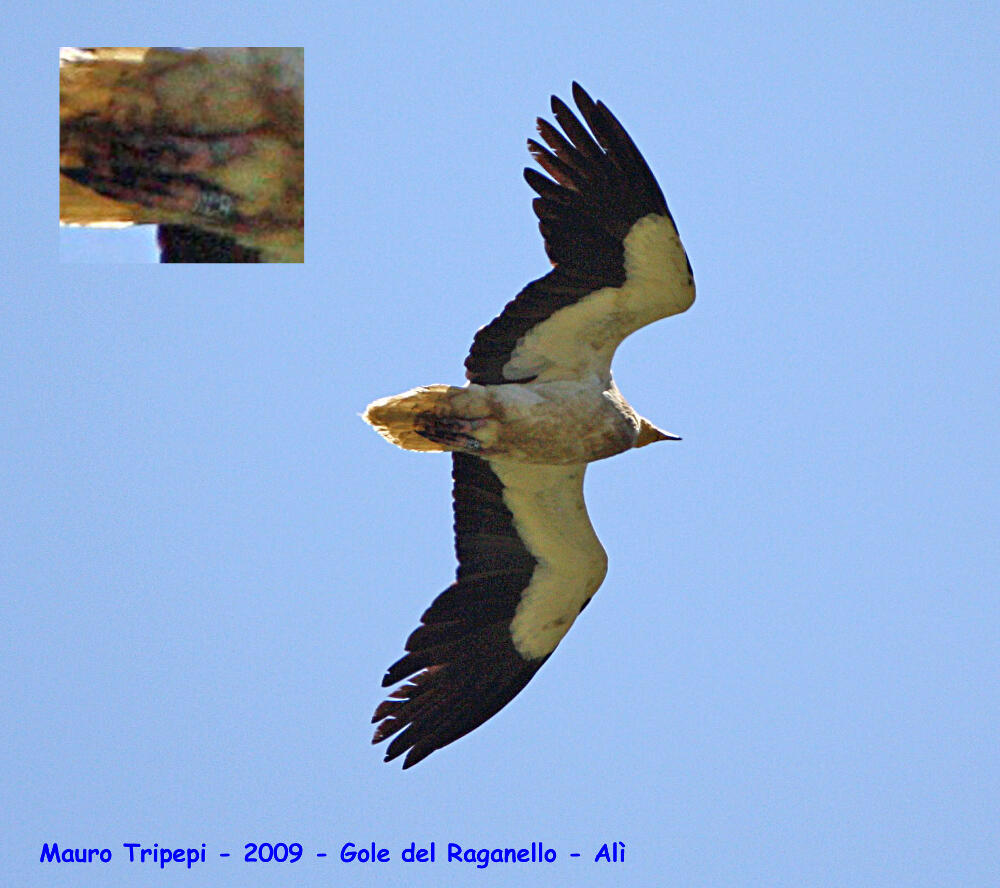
[366,375,673,464]
[59,47,303,262]
[365,84,694,768]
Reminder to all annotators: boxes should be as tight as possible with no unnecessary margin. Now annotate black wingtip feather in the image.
[157,224,262,263]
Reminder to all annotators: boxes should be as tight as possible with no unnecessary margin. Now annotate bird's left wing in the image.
[465,83,694,385]
[373,454,607,768]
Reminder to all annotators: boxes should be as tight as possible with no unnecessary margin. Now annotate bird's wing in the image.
[373,453,607,768]
[465,82,694,385]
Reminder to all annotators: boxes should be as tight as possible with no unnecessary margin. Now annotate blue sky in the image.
[8,3,999,886]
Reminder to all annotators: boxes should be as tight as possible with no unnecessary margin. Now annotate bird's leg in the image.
[415,415,490,452]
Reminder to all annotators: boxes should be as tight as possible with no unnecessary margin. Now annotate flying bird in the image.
[59,47,303,262]
[364,83,695,768]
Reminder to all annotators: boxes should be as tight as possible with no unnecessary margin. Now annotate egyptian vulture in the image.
[364,84,695,768]
[59,47,303,262]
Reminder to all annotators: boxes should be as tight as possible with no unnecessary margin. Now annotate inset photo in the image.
[59,47,303,262]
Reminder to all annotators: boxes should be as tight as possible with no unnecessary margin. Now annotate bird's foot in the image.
[60,128,255,226]
[415,416,488,452]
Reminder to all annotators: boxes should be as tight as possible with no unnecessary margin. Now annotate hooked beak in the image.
[636,418,681,447]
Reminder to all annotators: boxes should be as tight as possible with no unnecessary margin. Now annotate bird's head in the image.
[636,417,682,448]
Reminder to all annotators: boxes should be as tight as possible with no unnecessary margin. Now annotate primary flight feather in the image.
[365,83,695,768]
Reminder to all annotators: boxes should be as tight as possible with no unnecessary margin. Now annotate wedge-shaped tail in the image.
[363,385,463,452]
